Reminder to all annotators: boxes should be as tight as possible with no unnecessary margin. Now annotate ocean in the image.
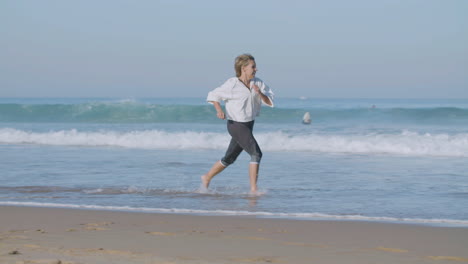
[1,97,468,227]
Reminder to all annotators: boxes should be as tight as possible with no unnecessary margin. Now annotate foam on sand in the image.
[1,201,468,227]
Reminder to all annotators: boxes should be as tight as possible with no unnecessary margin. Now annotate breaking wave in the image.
[1,128,468,157]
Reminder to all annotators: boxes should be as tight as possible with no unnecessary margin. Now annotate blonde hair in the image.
[234,54,255,77]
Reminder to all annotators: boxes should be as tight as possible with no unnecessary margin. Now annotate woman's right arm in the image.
[206,78,235,120]
[211,101,225,120]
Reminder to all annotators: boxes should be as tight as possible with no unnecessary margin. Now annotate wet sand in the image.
[1,205,467,264]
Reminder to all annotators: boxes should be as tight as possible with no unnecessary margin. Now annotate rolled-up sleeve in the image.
[206,78,235,104]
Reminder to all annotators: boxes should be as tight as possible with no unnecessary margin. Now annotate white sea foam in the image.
[1,201,467,227]
[0,128,228,150]
[1,128,468,157]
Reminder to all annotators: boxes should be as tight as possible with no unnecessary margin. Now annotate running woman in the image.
[201,54,274,193]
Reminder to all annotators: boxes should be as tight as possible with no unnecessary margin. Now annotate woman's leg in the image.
[201,160,226,188]
[202,135,244,189]
[227,121,263,192]
[249,162,259,192]
[203,120,263,191]
[221,137,244,166]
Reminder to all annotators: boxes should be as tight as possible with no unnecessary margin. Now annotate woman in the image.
[201,54,274,193]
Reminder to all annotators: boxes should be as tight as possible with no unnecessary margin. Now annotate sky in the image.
[1,0,467,98]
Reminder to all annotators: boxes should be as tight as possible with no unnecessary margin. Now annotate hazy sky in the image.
[1,0,467,98]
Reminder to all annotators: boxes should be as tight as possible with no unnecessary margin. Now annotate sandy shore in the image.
[1,206,467,264]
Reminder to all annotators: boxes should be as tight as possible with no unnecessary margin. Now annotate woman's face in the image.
[243,60,257,79]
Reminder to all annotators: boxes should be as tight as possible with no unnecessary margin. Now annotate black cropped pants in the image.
[220,120,262,167]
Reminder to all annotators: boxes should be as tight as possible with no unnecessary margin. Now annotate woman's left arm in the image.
[253,84,274,107]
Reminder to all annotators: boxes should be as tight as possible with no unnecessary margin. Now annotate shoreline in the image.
[2,205,468,264]
[2,202,468,228]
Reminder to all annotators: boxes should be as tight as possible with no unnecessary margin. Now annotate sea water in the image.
[1,97,468,227]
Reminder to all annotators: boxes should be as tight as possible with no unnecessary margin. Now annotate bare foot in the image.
[249,189,266,197]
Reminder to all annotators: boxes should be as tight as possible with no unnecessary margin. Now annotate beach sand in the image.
[1,206,467,264]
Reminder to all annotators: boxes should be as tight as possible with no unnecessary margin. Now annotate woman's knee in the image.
[221,156,237,167]
[250,149,262,163]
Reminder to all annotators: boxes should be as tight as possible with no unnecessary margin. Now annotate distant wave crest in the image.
[1,102,468,123]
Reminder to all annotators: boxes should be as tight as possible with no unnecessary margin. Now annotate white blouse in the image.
[206,77,274,122]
